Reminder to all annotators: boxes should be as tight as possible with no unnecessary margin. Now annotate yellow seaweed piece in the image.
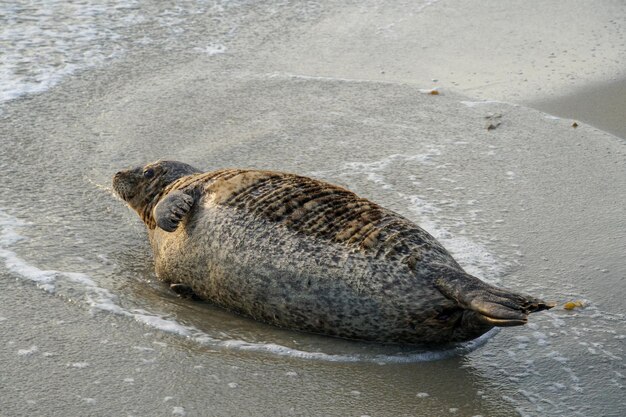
[564,300,585,310]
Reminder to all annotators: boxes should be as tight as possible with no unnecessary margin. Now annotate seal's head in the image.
[113,160,200,224]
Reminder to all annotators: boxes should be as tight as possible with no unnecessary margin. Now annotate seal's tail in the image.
[434,270,554,327]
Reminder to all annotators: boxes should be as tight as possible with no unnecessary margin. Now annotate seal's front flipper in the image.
[170,283,199,300]
[435,271,554,327]
[154,190,195,232]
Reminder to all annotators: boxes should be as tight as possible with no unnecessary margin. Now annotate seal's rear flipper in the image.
[434,272,554,327]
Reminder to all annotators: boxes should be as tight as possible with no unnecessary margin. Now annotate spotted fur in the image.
[113,160,553,345]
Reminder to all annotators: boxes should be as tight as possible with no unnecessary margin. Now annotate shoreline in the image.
[526,77,626,141]
[2,70,624,143]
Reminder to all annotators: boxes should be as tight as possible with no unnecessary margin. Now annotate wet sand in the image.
[260,0,626,102]
[1,1,625,417]
[529,77,626,140]
[2,70,624,416]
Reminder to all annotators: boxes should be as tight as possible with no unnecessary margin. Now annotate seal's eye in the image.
[143,168,155,179]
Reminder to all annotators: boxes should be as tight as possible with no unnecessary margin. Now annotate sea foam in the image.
[0,0,222,108]
[0,1,143,104]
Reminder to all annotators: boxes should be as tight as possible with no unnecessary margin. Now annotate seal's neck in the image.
[138,190,165,230]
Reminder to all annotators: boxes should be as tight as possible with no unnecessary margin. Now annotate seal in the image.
[113,160,553,345]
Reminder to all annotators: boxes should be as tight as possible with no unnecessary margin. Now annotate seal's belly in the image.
[150,201,452,343]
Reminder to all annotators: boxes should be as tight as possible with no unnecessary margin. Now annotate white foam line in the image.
[261,72,441,91]
[460,100,505,107]
[213,328,499,363]
[401,192,502,282]
[0,208,495,362]
[264,71,399,85]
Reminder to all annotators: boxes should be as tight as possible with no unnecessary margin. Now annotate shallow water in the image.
[1,1,625,416]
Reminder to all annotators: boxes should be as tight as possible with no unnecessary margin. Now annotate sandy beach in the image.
[1,1,624,416]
